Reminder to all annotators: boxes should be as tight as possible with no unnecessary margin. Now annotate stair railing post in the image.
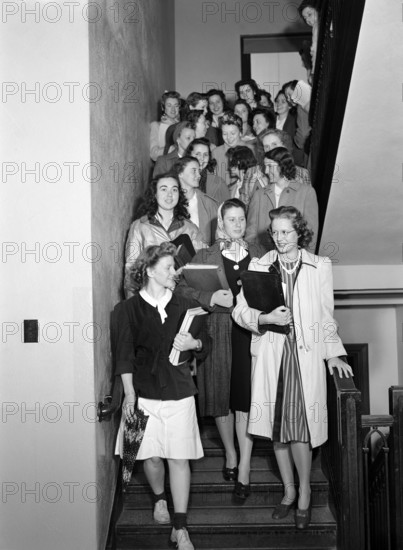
[388,386,403,550]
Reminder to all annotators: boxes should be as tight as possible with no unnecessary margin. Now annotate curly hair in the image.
[274,90,296,114]
[129,242,177,292]
[219,111,243,133]
[186,110,205,126]
[206,88,230,109]
[185,138,217,193]
[298,0,319,17]
[186,92,207,108]
[251,108,276,132]
[269,206,313,248]
[141,173,190,221]
[227,146,257,171]
[258,90,274,110]
[265,147,296,180]
[260,128,293,155]
[234,79,261,100]
[170,156,200,182]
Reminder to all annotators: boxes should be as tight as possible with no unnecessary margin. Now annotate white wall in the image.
[175,0,306,98]
[251,52,307,97]
[335,307,399,415]
[320,0,403,266]
[0,6,96,550]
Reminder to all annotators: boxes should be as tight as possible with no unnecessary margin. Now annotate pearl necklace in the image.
[278,249,301,275]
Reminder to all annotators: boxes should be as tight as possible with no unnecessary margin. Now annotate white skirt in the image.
[115,395,203,460]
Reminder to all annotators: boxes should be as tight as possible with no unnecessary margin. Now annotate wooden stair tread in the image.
[125,465,328,489]
[117,503,336,528]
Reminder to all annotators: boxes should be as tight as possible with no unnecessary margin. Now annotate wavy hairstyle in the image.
[186,91,207,108]
[297,0,319,17]
[251,108,276,133]
[269,206,313,249]
[129,242,177,292]
[260,128,294,155]
[265,147,296,180]
[258,90,274,110]
[219,111,243,133]
[234,78,261,100]
[227,146,257,171]
[185,138,217,193]
[141,173,190,221]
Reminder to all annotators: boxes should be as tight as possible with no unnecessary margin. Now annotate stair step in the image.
[116,505,336,549]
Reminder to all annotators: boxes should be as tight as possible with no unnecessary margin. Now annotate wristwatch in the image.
[194,339,202,351]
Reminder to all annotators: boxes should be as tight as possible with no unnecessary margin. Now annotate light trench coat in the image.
[232,249,346,448]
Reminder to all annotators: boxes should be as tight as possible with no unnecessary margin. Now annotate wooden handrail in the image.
[324,369,365,550]
[361,414,393,429]
[388,387,403,549]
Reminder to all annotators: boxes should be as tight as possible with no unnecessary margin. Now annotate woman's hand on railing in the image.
[327,357,354,378]
[122,392,136,421]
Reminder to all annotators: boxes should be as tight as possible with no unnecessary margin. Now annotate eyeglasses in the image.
[269,229,296,238]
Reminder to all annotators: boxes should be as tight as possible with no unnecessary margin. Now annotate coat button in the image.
[299,345,303,349]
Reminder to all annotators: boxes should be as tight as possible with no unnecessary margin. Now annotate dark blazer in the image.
[153,150,180,177]
[114,292,210,400]
[282,111,297,141]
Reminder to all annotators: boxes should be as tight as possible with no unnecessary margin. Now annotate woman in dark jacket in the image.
[115,242,210,550]
[176,199,265,500]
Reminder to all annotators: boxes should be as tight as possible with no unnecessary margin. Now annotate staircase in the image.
[113,417,337,549]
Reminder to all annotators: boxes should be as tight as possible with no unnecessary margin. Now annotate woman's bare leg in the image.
[215,413,237,468]
[167,459,191,513]
[235,410,253,484]
[143,457,165,495]
[291,441,312,509]
[273,442,297,503]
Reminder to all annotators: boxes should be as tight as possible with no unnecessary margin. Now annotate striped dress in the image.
[272,257,310,443]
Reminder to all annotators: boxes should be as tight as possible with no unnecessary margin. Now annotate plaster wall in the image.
[0,6,96,550]
[88,1,175,547]
[175,0,306,98]
[335,307,399,415]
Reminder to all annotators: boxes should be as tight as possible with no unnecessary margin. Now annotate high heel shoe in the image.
[234,480,251,500]
[295,499,312,529]
[222,466,238,481]
[272,498,296,519]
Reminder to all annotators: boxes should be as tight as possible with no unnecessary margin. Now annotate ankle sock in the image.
[173,512,187,530]
[152,491,167,504]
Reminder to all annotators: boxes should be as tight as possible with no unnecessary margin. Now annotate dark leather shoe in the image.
[295,501,312,529]
[234,481,250,500]
[272,499,296,519]
[223,466,238,481]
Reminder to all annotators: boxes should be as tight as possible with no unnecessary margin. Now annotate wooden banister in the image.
[388,387,403,550]
[324,370,365,549]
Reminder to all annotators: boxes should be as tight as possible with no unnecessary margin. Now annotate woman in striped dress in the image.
[232,206,352,528]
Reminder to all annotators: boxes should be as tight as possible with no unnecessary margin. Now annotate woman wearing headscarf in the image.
[176,199,265,501]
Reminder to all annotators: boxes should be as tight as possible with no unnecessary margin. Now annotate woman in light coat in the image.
[232,206,352,529]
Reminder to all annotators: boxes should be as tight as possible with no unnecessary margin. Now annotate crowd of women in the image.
[115,4,351,549]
